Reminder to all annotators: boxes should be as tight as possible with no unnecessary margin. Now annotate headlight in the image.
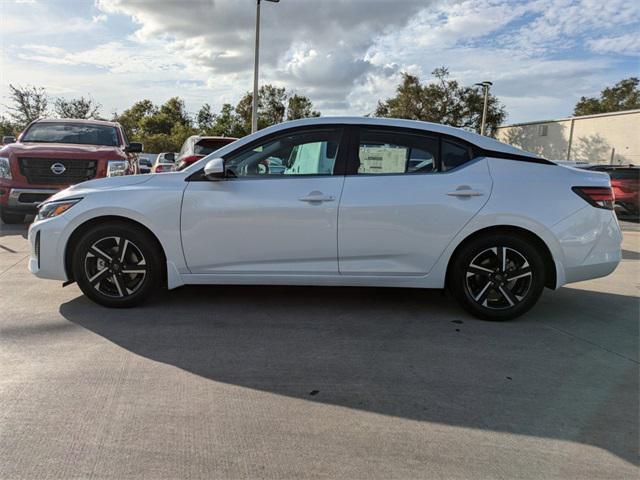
[36,198,82,221]
[107,160,128,177]
[0,157,11,179]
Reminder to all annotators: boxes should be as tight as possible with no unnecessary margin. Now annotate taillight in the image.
[572,186,615,210]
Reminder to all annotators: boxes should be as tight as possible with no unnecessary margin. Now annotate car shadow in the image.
[0,221,29,239]
[622,249,640,260]
[60,284,639,465]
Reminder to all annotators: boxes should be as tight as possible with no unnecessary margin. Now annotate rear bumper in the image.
[551,207,622,286]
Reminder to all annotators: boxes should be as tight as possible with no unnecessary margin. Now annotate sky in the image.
[0,0,639,124]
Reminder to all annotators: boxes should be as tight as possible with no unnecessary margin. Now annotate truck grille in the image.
[18,157,98,185]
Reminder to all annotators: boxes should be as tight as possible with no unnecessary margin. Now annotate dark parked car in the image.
[175,135,237,171]
[137,154,155,174]
[585,165,639,217]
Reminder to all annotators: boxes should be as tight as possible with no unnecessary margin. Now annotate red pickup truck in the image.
[0,118,141,224]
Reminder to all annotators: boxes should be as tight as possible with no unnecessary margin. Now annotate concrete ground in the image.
[0,221,638,480]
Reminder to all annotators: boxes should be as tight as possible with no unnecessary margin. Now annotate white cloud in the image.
[92,14,108,24]
[588,32,640,56]
[2,0,639,123]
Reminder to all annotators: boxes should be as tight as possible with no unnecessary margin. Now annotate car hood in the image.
[46,174,154,202]
[3,142,124,157]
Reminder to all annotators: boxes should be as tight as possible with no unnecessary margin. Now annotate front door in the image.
[181,126,347,274]
[338,126,492,275]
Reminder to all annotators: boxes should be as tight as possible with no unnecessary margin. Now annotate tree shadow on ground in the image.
[60,284,639,465]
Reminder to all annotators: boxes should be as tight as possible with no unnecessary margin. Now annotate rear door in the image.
[338,126,492,275]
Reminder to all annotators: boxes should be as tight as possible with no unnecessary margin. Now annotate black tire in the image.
[449,233,546,321]
[72,221,163,308]
[1,210,26,224]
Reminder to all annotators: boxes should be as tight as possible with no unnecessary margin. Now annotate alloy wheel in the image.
[84,236,148,298]
[465,246,533,310]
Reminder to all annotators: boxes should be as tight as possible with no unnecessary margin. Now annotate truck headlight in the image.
[37,198,82,221]
[0,157,11,179]
[107,160,128,177]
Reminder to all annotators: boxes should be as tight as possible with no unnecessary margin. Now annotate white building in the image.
[495,109,640,165]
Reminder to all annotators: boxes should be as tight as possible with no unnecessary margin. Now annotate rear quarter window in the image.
[441,140,473,171]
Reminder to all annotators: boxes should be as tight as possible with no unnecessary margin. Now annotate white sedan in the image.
[27,117,621,320]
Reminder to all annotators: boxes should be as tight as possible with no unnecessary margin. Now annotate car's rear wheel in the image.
[72,222,162,307]
[1,210,26,224]
[449,233,546,320]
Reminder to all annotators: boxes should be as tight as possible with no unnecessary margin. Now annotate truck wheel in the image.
[72,222,163,308]
[449,233,546,321]
[0,211,26,224]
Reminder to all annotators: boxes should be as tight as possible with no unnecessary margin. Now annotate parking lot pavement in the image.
[1,223,638,480]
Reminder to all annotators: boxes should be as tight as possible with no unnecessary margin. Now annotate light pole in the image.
[474,81,492,136]
[252,0,280,134]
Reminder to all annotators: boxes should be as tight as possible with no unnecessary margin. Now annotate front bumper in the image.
[3,188,59,214]
[28,215,70,282]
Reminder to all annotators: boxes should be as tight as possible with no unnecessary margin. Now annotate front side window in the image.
[22,122,120,146]
[224,128,342,178]
[357,129,438,175]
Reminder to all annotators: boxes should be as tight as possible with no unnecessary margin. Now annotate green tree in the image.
[287,94,320,120]
[196,103,215,133]
[114,99,156,140]
[0,116,18,137]
[114,98,196,152]
[375,68,506,136]
[234,85,320,135]
[574,77,640,116]
[210,103,244,137]
[53,96,102,119]
[6,84,49,129]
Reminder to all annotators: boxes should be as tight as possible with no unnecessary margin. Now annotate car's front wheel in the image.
[72,222,162,307]
[449,233,546,320]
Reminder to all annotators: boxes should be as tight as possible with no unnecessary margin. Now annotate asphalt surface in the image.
[1,220,638,479]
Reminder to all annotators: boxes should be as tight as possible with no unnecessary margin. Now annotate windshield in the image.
[22,122,120,146]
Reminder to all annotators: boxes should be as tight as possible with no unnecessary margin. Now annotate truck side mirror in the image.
[2,136,16,144]
[126,142,143,153]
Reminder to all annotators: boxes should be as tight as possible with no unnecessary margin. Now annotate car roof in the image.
[34,118,121,127]
[254,117,541,159]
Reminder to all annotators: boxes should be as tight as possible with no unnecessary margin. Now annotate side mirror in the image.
[2,136,16,144]
[125,142,143,153]
[204,157,225,180]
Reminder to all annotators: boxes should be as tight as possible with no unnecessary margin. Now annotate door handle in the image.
[298,191,335,203]
[447,186,484,197]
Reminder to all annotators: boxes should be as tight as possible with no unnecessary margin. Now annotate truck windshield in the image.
[22,123,120,146]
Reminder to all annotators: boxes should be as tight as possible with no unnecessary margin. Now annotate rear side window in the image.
[441,139,473,171]
[357,129,438,175]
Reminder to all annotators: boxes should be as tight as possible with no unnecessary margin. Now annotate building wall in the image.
[495,110,640,165]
